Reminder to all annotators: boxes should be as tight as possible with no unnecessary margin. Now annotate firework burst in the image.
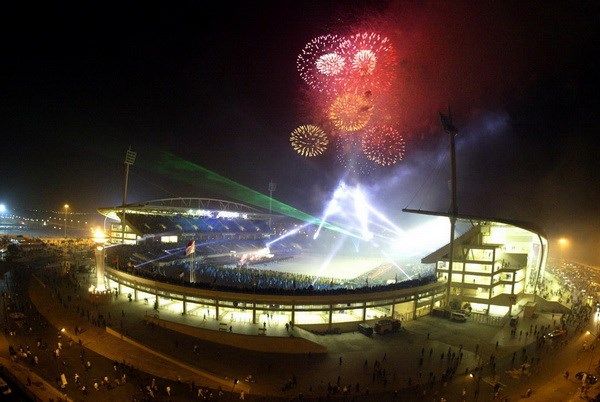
[290,125,329,157]
[338,32,397,93]
[297,35,346,94]
[361,125,406,166]
[329,93,373,132]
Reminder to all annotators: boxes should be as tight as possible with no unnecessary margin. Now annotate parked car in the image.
[450,311,467,322]
[357,323,373,337]
[576,371,598,384]
[545,329,567,339]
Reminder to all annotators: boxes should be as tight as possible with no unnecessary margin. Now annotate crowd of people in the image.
[105,237,436,296]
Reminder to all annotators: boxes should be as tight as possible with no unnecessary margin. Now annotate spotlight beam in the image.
[380,250,413,281]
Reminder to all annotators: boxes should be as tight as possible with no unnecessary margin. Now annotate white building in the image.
[419,213,548,317]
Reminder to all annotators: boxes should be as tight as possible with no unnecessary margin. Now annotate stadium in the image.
[96,193,548,337]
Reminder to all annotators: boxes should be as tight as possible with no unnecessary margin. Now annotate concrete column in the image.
[94,245,106,291]
[291,305,295,325]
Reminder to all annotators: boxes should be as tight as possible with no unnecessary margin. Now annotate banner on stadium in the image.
[185,240,196,256]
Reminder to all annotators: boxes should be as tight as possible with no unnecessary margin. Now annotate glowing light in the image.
[290,125,329,157]
[239,247,273,265]
[311,235,347,285]
[314,198,341,240]
[366,204,403,235]
[558,238,570,248]
[92,228,107,244]
[389,217,450,258]
[352,187,372,241]
[329,93,373,132]
[361,125,406,166]
[379,249,413,281]
[216,211,241,219]
[266,222,313,246]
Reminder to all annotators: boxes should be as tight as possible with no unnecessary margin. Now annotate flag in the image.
[185,240,196,256]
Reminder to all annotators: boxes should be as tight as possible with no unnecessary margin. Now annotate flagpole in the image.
[190,251,195,283]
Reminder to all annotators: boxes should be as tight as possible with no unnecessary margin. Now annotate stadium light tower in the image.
[122,147,137,243]
[440,107,458,308]
[268,180,277,231]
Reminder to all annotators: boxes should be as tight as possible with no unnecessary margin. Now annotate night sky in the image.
[1,1,600,262]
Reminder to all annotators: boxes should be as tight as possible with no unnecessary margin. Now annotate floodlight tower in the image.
[121,147,137,244]
[440,108,458,308]
[268,180,277,231]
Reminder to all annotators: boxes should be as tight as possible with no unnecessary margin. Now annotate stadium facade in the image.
[413,210,548,317]
[97,198,547,332]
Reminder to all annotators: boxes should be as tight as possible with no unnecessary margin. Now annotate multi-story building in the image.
[419,213,548,317]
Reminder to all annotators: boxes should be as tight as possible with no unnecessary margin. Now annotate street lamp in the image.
[63,204,69,238]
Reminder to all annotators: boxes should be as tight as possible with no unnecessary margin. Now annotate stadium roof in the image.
[98,197,274,221]
[402,208,547,240]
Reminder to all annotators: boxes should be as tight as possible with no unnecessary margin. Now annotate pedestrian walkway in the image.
[0,343,73,401]
[26,265,587,401]
[29,274,251,394]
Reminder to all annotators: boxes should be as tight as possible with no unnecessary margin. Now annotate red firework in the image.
[361,125,406,166]
[338,32,397,93]
[297,35,347,94]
